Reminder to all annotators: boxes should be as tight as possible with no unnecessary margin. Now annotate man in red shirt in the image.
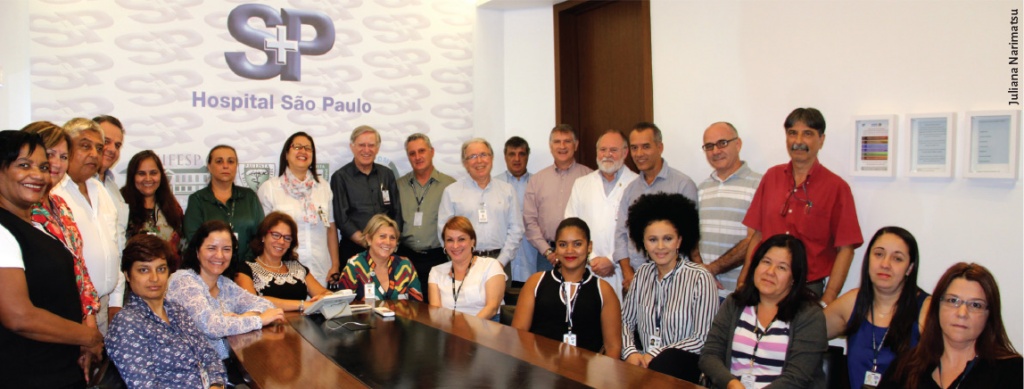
[739,107,863,304]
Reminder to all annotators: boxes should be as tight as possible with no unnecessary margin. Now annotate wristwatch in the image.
[544,248,555,257]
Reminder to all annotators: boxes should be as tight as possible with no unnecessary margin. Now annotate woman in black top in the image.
[235,212,331,312]
[880,262,1022,388]
[0,130,103,388]
[512,217,621,356]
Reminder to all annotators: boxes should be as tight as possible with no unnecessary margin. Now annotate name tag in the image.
[382,189,391,205]
[413,211,423,227]
[364,283,376,300]
[863,371,882,387]
[477,208,488,223]
[740,374,756,389]
[647,334,661,349]
[563,332,577,346]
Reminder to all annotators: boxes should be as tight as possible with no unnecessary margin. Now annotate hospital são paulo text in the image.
[191,91,372,113]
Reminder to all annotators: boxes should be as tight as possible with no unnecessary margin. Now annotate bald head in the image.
[702,122,743,179]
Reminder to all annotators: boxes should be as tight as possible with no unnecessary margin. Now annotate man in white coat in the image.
[564,130,638,301]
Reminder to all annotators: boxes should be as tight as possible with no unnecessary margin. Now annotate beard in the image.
[597,157,623,175]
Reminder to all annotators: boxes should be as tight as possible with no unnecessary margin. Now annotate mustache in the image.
[791,144,810,151]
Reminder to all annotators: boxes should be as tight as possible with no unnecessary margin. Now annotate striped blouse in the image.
[729,305,791,388]
[620,259,718,358]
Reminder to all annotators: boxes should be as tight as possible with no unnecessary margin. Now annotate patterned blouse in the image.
[238,261,311,300]
[127,207,183,267]
[166,269,276,359]
[339,251,423,301]
[29,194,100,318]
[107,294,227,388]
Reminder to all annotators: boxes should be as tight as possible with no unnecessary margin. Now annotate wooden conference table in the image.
[228,300,705,388]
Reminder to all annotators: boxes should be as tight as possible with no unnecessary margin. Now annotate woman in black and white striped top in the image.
[620,193,719,383]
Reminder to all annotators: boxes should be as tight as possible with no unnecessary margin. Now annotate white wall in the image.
[0,1,31,128]
[491,0,1023,349]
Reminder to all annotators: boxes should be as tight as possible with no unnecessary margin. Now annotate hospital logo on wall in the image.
[225,4,336,81]
[240,163,275,192]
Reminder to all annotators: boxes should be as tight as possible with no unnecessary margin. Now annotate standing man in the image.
[51,118,125,333]
[613,122,699,292]
[695,122,762,300]
[741,108,863,304]
[564,129,638,301]
[439,138,523,282]
[93,115,129,247]
[330,125,402,262]
[523,124,593,273]
[493,136,537,287]
[397,133,455,279]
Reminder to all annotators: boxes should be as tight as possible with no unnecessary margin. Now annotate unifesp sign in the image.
[225,4,336,81]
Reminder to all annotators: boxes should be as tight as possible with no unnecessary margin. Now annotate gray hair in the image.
[461,138,493,160]
[350,125,381,145]
[405,133,432,149]
[63,117,104,141]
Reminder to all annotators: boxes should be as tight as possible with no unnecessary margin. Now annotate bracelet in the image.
[298,300,305,312]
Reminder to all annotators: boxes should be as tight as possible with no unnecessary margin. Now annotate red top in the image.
[743,161,863,281]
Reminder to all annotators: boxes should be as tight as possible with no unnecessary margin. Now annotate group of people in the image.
[0,108,1019,388]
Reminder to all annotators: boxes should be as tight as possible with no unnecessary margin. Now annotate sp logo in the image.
[225,4,335,81]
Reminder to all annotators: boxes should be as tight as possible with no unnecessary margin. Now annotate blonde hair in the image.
[362,214,399,247]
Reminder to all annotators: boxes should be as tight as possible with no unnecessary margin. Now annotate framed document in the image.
[963,110,1020,179]
[852,115,897,177]
[905,113,955,177]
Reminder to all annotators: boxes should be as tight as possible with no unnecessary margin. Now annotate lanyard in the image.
[365,257,394,299]
[553,269,592,332]
[869,305,890,372]
[450,258,475,309]
[410,177,434,211]
[939,356,977,389]
[750,305,777,370]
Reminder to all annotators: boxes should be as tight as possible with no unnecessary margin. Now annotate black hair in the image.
[92,115,124,131]
[277,132,320,182]
[121,234,174,272]
[120,150,183,240]
[556,217,591,243]
[625,192,700,261]
[503,136,530,155]
[181,220,238,277]
[733,234,814,322]
[783,107,826,135]
[0,130,44,170]
[847,226,924,354]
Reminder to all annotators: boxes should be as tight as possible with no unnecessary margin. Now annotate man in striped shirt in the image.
[694,122,762,300]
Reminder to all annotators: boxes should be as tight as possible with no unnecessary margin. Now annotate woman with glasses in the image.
[236,212,331,312]
[184,145,265,266]
[880,262,1021,388]
[121,150,185,266]
[824,226,931,388]
[257,132,340,285]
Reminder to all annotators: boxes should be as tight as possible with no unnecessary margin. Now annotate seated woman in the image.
[107,234,227,389]
[699,234,827,389]
[121,150,184,266]
[235,212,331,312]
[620,193,718,382]
[512,217,621,356]
[338,214,423,301]
[0,130,103,387]
[824,226,930,388]
[427,216,505,319]
[166,220,284,361]
[880,262,1022,388]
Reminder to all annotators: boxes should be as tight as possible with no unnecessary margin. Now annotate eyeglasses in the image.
[940,295,988,313]
[464,152,492,161]
[291,145,312,152]
[268,232,293,242]
[701,137,739,151]
[780,180,813,216]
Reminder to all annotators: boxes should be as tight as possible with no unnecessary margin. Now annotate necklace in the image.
[256,256,286,271]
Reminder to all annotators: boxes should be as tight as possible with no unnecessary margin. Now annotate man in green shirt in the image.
[397,133,456,278]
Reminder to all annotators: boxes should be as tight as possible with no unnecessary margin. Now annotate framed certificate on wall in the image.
[963,110,1020,179]
[905,113,955,177]
[852,115,897,177]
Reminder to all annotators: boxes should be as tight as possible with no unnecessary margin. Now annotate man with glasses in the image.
[330,125,402,262]
[523,125,592,275]
[51,118,125,333]
[564,129,638,301]
[613,122,699,292]
[438,138,523,281]
[494,136,538,287]
[740,108,863,304]
[694,122,762,300]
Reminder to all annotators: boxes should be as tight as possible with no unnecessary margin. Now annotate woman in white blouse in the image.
[257,132,341,285]
[428,216,506,319]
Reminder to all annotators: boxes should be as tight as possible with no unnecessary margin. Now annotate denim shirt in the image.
[107,294,227,388]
